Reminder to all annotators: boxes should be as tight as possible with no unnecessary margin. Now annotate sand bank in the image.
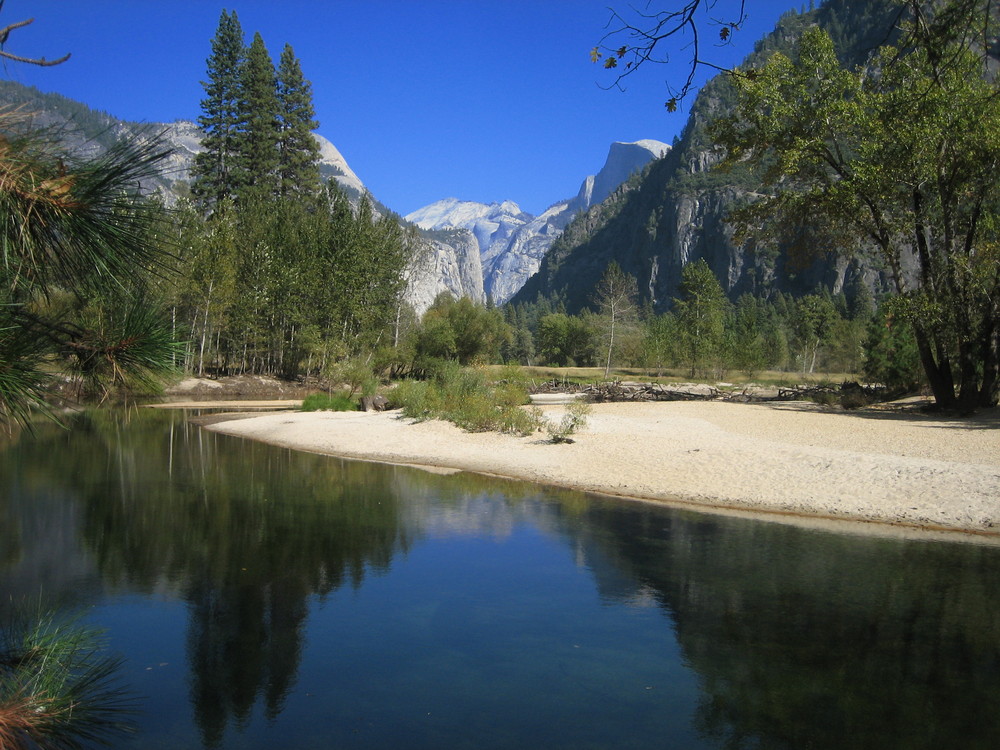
[203,400,1000,538]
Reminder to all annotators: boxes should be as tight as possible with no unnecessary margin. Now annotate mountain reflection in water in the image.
[1,409,998,749]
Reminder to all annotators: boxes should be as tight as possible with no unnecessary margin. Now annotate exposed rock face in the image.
[512,3,898,313]
[407,139,669,304]
[405,229,485,315]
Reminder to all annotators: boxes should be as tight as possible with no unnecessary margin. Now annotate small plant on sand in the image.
[324,356,379,400]
[545,399,592,443]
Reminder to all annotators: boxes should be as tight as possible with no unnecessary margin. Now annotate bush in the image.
[323,355,379,399]
[389,364,542,436]
[546,399,592,443]
[301,392,357,412]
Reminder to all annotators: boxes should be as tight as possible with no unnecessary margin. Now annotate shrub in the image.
[389,365,542,436]
[546,399,592,443]
[323,355,379,399]
[301,392,357,412]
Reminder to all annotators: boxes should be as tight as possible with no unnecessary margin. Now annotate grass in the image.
[301,392,357,412]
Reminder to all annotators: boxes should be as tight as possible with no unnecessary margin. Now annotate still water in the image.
[2,409,999,749]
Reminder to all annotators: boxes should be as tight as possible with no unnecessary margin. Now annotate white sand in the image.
[203,401,1000,537]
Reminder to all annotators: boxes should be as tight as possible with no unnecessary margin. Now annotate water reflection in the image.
[1,410,999,749]
[2,410,416,747]
[570,501,1000,749]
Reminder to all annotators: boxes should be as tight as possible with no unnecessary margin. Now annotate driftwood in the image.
[530,380,887,405]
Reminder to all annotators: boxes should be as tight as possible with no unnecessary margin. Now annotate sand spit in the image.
[202,400,1000,538]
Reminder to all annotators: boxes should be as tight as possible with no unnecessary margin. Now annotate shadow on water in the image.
[1,409,416,748]
[559,500,1000,749]
[2,408,1000,749]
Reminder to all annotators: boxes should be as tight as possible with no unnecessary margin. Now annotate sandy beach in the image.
[200,400,1000,538]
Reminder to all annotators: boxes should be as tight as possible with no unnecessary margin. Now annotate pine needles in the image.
[0,608,136,749]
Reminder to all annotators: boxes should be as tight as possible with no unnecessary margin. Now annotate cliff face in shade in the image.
[511,0,903,313]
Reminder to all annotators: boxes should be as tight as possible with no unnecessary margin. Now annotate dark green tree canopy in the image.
[713,17,1000,409]
[192,17,321,210]
[276,43,322,198]
[192,9,245,208]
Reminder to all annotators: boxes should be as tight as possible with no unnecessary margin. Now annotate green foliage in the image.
[536,312,597,367]
[413,294,511,367]
[191,10,245,208]
[167,186,412,379]
[545,399,592,444]
[0,115,180,428]
[324,355,378,399]
[862,300,925,393]
[593,261,638,378]
[714,20,1000,408]
[641,312,678,375]
[0,608,135,748]
[674,259,728,378]
[192,14,321,210]
[390,364,541,436]
[727,295,770,378]
[276,43,322,198]
[301,391,356,412]
[237,32,281,200]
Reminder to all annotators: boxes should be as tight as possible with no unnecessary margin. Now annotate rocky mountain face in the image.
[0,81,482,315]
[512,0,902,314]
[406,139,669,304]
[405,227,485,314]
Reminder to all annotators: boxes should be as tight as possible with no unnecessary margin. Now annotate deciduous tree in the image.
[674,259,728,378]
[714,24,1000,408]
[593,261,638,378]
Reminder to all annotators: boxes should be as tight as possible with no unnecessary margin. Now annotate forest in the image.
[3,0,997,436]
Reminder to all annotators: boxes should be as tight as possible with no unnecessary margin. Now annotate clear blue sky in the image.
[6,1,801,216]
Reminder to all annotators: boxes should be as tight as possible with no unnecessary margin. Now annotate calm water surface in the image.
[2,409,999,749]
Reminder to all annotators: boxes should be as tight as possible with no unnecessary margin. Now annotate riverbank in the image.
[201,400,1000,538]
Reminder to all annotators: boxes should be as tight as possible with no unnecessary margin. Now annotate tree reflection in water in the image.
[2,409,1000,749]
[4,410,414,748]
[566,500,1000,750]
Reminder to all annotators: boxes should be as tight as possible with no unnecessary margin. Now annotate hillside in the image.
[511,0,903,313]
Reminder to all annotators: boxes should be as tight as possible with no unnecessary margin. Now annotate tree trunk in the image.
[604,313,616,379]
[913,325,956,408]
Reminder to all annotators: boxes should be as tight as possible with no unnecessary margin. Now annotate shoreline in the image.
[198,400,1000,542]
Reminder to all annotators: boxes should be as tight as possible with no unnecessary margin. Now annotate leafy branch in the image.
[591,0,747,111]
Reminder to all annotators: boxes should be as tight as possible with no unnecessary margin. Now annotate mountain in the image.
[406,139,669,304]
[512,0,902,314]
[0,80,484,314]
[156,120,368,204]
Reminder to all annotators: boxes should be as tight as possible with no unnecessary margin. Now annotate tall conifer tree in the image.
[276,43,322,198]
[236,31,280,201]
[192,10,245,210]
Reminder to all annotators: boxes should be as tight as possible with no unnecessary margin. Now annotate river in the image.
[1,409,998,749]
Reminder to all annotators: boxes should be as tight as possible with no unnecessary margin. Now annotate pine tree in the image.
[192,10,245,210]
[236,31,281,201]
[276,43,321,198]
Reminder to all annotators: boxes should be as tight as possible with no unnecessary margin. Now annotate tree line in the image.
[165,10,414,379]
[499,260,918,389]
[594,0,999,410]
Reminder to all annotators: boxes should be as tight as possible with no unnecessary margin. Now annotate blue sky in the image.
[6,1,801,216]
